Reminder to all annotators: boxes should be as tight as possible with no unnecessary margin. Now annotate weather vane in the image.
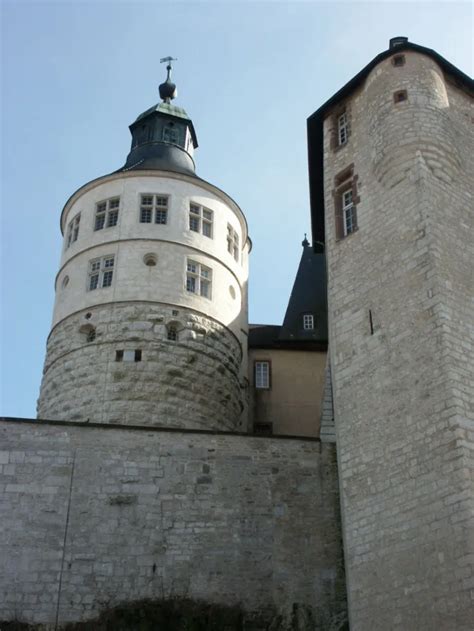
[160,56,177,69]
[159,57,178,103]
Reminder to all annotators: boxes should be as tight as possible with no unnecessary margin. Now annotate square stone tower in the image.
[308,38,473,629]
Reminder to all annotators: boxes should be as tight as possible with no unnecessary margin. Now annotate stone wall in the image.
[0,418,347,630]
[38,303,245,431]
[324,51,474,629]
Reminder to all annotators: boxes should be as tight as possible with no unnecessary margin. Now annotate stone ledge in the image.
[0,417,321,443]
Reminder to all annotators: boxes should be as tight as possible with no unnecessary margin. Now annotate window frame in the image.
[88,255,115,291]
[188,203,213,239]
[139,194,168,225]
[338,111,349,146]
[303,314,314,330]
[94,198,120,231]
[333,165,360,241]
[227,224,240,262]
[186,259,213,299]
[254,360,271,390]
[66,213,81,249]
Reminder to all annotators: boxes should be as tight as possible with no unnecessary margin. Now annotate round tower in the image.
[37,61,250,431]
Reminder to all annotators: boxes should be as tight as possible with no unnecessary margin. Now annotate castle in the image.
[1,38,472,630]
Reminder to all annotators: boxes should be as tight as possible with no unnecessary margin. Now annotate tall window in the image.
[303,314,314,330]
[95,198,120,231]
[227,225,240,262]
[334,165,359,240]
[338,111,348,146]
[186,260,212,299]
[342,190,355,236]
[66,213,80,248]
[255,361,270,389]
[88,255,115,290]
[140,195,168,224]
[189,204,213,238]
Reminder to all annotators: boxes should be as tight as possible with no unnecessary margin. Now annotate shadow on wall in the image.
[0,597,348,631]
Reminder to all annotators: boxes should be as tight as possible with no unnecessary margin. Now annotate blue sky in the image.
[1,1,472,418]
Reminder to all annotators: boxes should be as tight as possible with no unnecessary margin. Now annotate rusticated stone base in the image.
[37,302,245,431]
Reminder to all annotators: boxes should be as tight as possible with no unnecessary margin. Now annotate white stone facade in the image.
[38,171,250,429]
[324,51,474,629]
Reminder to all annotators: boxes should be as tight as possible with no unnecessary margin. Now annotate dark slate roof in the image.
[249,242,328,351]
[307,38,474,251]
[279,243,327,343]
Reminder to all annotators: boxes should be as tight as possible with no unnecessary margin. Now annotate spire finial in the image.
[302,233,310,247]
[159,56,178,103]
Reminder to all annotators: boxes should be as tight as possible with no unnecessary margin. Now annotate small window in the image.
[163,122,179,144]
[227,225,240,262]
[334,168,359,240]
[255,361,270,389]
[303,314,314,330]
[88,255,115,290]
[394,90,408,103]
[342,190,356,236]
[86,329,96,343]
[115,349,141,362]
[167,325,178,341]
[189,203,213,238]
[338,111,349,146]
[392,54,405,67]
[61,275,69,289]
[66,213,81,248]
[95,198,120,231]
[140,195,168,225]
[186,259,212,299]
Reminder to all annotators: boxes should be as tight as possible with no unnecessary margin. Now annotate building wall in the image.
[38,171,250,429]
[0,418,347,630]
[248,349,327,437]
[324,50,473,629]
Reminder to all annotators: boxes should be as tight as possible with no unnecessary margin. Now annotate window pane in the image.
[97,203,107,213]
[107,210,119,227]
[156,197,167,207]
[91,261,101,271]
[102,270,113,287]
[104,257,114,268]
[89,274,99,290]
[95,215,105,231]
[203,209,212,221]
[202,221,212,238]
[142,196,153,206]
[140,207,152,223]
[187,261,197,273]
[190,204,200,215]
[189,216,200,232]
[155,209,167,224]
[109,199,120,209]
[200,280,210,298]
[186,276,196,293]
